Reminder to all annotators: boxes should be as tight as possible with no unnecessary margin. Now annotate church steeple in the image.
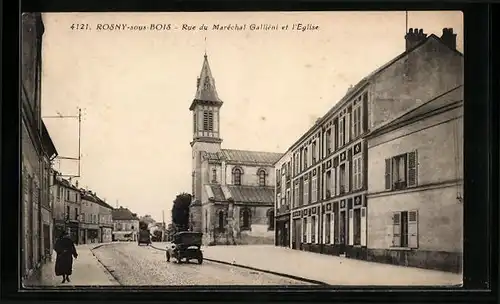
[190,54,223,110]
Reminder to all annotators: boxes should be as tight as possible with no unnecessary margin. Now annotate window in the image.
[240,208,251,230]
[312,141,317,163]
[302,217,307,243]
[203,111,214,131]
[303,148,308,168]
[326,129,332,155]
[286,189,290,205]
[311,216,317,243]
[325,171,332,198]
[352,105,362,138]
[287,162,291,179]
[303,179,309,204]
[212,168,217,183]
[391,210,418,248]
[66,190,70,201]
[339,164,346,194]
[353,155,363,190]
[66,206,70,220]
[258,169,266,186]
[218,210,225,231]
[267,209,275,231]
[339,117,345,147]
[294,154,299,174]
[232,168,242,185]
[353,208,361,245]
[385,151,418,190]
[193,113,197,132]
[74,208,78,220]
[324,213,331,243]
[277,193,281,209]
[311,175,317,202]
[294,183,299,208]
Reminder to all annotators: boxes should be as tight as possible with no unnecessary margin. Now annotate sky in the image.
[40,11,463,223]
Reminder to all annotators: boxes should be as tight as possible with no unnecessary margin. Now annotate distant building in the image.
[112,207,140,241]
[53,178,81,244]
[80,190,101,244]
[365,85,463,272]
[188,53,282,245]
[274,27,462,263]
[94,196,114,243]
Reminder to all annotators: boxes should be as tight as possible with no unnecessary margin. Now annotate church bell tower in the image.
[189,53,223,232]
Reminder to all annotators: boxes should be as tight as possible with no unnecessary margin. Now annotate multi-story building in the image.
[95,197,114,243]
[274,27,463,262]
[21,12,59,280]
[187,53,282,245]
[80,190,101,244]
[365,85,463,272]
[274,150,293,247]
[112,207,140,241]
[53,177,81,243]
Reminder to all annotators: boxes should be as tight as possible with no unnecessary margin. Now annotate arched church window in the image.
[258,169,267,186]
[240,208,251,230]
[232,168,242,185]
[218,210,225,231]
[267,209,275,231]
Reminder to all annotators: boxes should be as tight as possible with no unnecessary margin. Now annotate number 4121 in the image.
[70,24,90,30]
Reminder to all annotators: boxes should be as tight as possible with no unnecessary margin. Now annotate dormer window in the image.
[212,168,217,183]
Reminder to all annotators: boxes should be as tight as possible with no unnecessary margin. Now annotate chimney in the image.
[405,28,428,51]
[440,28,457,50]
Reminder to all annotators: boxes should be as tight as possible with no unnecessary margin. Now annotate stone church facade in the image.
[189,53,282,245]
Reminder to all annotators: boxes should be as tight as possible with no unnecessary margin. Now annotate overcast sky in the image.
[40,11,463,223]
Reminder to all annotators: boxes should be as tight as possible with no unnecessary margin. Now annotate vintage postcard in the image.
[21,11,463,288]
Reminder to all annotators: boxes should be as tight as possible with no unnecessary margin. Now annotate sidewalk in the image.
[152,243,462,286]
[23,244,119,287]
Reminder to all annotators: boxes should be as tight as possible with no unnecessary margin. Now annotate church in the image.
[188,53,283,245]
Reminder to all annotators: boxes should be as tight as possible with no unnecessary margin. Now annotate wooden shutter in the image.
[408,210,419,248]
[345,161,350,193]
[331,125,336,151]
[322,214,326,244]
[348,209,354,246]
[392,212,401,247]
[330,214,335,244]
[315,216,319,244]
[407,150,418,187]
[332,168,337,196]
[385,158,392,190]
[361,207,367,246]
[346,114,351,143]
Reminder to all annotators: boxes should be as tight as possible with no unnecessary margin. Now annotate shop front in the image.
[275,214,290,247]
[67,220,79,244]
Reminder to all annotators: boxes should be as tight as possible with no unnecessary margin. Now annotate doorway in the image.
[293,219,301,249]
[339,210,346,254]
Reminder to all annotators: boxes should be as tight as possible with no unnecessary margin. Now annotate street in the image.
[91,243,312,286]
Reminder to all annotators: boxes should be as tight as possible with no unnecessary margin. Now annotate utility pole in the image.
[162,210,165,241]
[42,108,83,178]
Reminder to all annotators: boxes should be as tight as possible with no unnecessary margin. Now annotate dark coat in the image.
[54,236,78,276]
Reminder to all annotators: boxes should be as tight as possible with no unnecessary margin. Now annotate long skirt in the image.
[55,252,74,276]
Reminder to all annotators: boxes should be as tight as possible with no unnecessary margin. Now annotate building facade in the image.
[80,191,101,244]
[188,54,282,245]
[112,207,140,241]
[365,86,463,272]
[21,12,59,279]
[274,28,463,263]
[274,150,293,247]
[53,178,81,244]
[96,198,114,243]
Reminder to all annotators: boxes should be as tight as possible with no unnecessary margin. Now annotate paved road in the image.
[92,243,312,286]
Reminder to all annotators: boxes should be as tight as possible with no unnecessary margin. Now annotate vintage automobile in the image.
[165,232,203,264]
[138,228,152,246]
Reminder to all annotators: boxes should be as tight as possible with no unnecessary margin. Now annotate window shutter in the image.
[322,214,326,244]
[408,210,419,248]
[348,209,354,245]
[360,207,367,246]
[407,150,418,187]
[385,158,392,190]
[334,167,339,196]
[331,125,336,151]
[315,216,319,244]
[346,114,351,143]
[353,159,358,190]
[345,161,350,193]
[330,214,335,244]
[392,212,401,247]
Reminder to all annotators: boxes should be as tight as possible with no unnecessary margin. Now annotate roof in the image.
[205,184,275,205]
[41,122,58,159]
[281,34,463,158]
[221,149,283,166]
[189,54,223,110]
[367,85,463,138]
[112,207,140,221]
[56,178,78,190]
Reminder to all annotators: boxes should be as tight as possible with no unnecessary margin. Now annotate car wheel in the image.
[166,252,170,262]
[198,257,203,265]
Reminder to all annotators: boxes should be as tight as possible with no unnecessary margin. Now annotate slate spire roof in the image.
[195,54,221,103]
[190,53,223,110]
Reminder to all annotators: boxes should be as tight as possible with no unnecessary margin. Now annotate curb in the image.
[89,243,121,285]
[149,244,329,286]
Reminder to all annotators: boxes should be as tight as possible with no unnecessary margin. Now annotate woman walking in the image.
[54,231,78,283]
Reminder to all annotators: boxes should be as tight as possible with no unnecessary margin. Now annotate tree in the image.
[171,192,192,232]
